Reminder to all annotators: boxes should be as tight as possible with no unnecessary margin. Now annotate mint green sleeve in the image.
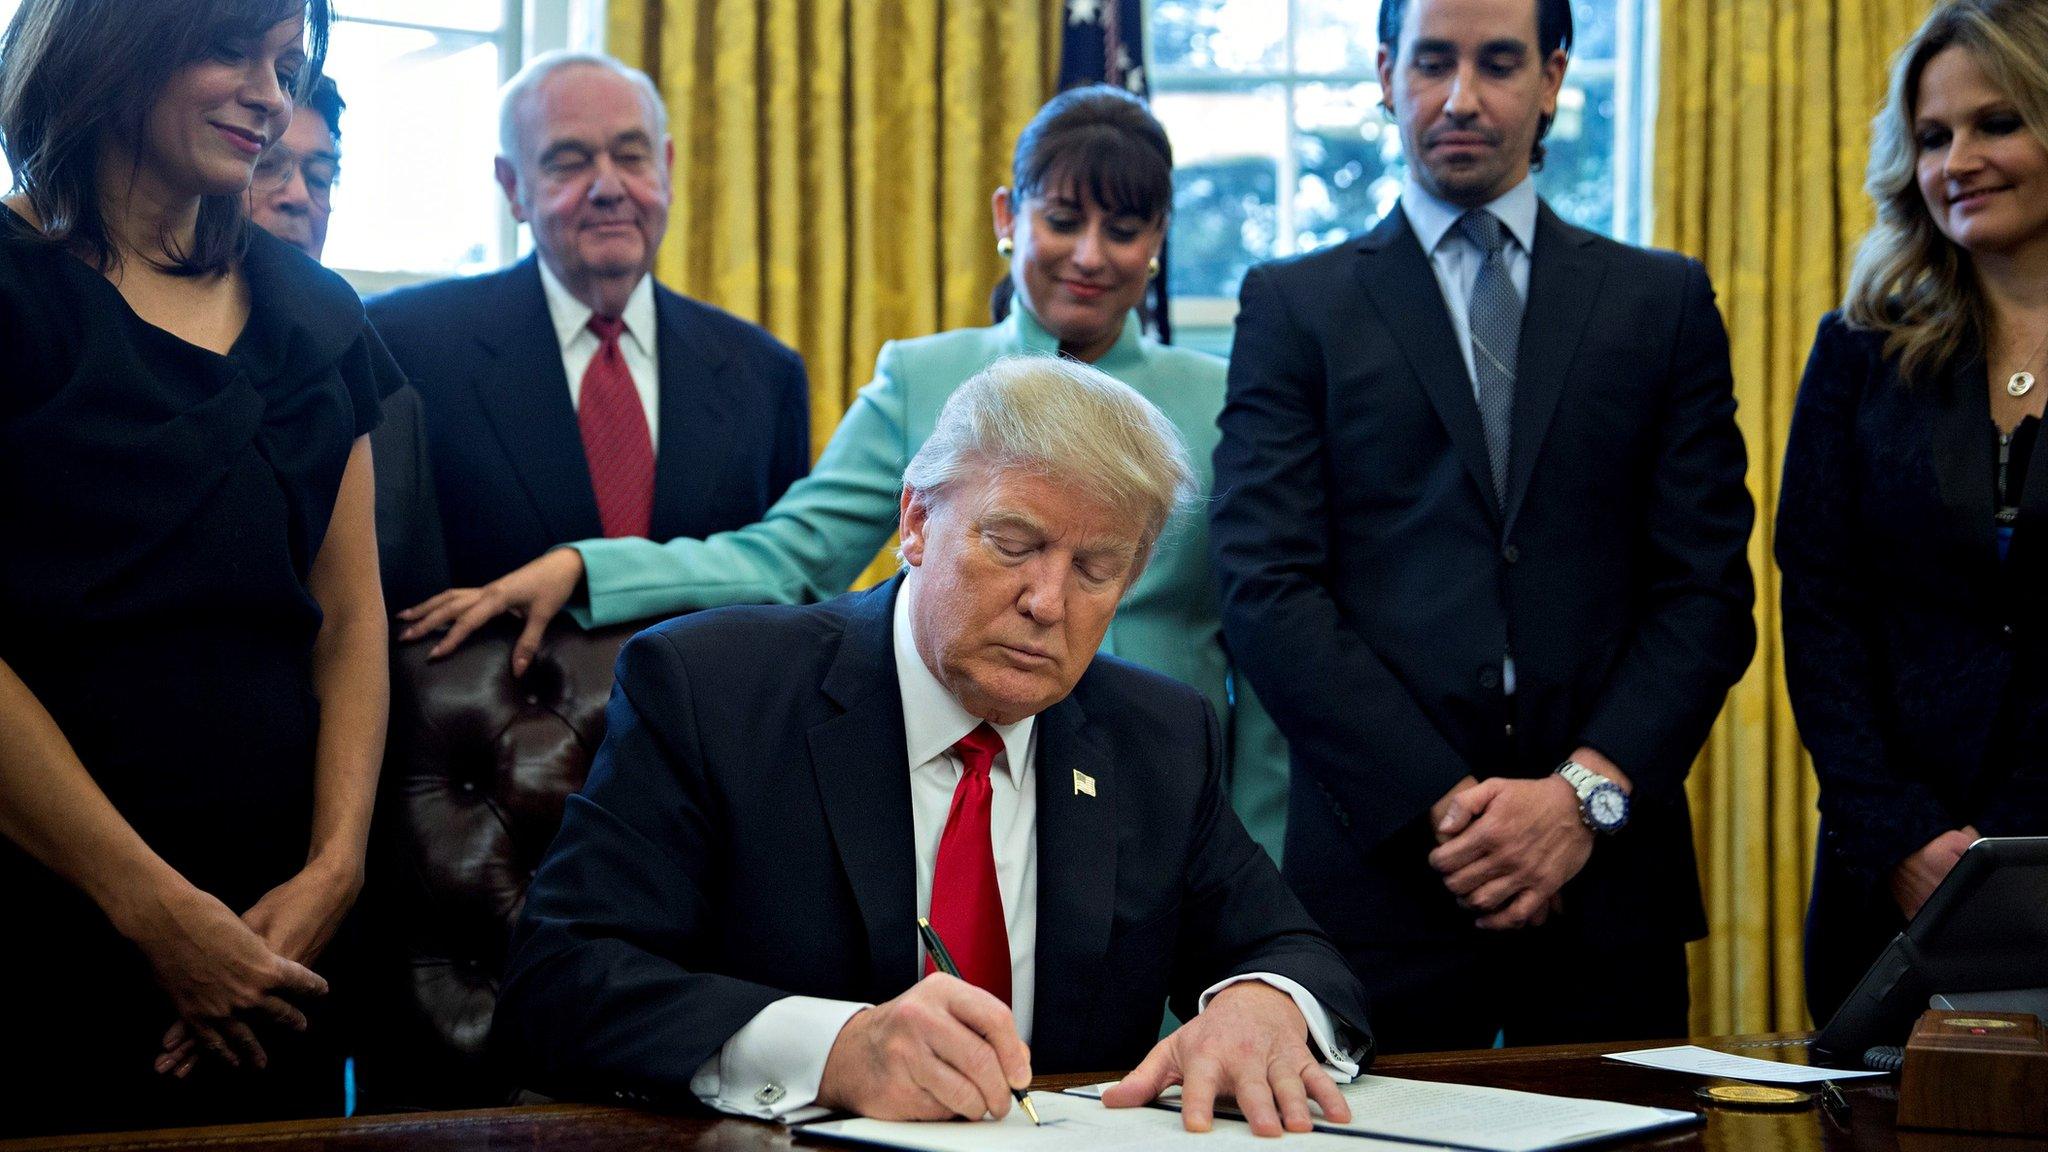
[568,343,912,627]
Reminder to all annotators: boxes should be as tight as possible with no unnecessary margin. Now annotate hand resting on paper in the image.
[1101,980,1350,1136]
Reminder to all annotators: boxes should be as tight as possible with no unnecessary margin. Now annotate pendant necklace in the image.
[2007,323,2048,397]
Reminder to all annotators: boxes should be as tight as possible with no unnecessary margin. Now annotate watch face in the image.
[1588,786,1627,829]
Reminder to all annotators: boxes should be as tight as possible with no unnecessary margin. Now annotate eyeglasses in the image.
[252,145,340,208]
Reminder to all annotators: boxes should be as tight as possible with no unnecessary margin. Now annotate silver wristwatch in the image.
[1556,760,1629,833]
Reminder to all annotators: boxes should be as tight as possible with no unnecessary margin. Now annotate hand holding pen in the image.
[813,921,1037,1123]
[919,917,1042,1125]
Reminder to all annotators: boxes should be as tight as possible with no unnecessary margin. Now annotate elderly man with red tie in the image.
[495,358,1374,1132]
[368,50,809,631]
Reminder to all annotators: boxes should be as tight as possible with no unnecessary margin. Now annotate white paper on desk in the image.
[797,1090,1429,1152]
[1069,1076,1699,1152]
[1603,1044,1887,1084]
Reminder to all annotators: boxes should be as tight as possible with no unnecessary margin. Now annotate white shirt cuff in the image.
[1198,973,1363,1081]
[689,995,870,1121]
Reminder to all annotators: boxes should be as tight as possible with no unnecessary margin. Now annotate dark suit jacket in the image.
[495,578,1372,1105]
[366,256,810,588]
[367,383,449,610]
[1211,205,1755,974]
[1779,313,2048,1021]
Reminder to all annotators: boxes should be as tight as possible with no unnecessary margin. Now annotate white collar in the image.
[1400,172,1539,258]
[536,257,657,358]
[892,578,1034,787]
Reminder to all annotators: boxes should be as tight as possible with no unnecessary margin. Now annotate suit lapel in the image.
[1355,210,1500,528]
[807,580,920,1002]
[1028,691,1117,1071]
[1502,205,1604,535]
[1931,359,2000,566]
[472,258,604,544]
[649,289,739,540]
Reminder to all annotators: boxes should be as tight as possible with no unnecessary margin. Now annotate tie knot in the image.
[588,314,626,343]
[951,723,1004,781]
[1457,210,1507,257]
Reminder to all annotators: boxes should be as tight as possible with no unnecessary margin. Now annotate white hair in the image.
[902,356,1198,571]
[497,50,668,161]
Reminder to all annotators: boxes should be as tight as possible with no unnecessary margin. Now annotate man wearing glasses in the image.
[249,74,343,261]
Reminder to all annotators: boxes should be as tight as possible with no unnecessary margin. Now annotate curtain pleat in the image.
[1655,0,1930,1034]
[608,0,1058,462]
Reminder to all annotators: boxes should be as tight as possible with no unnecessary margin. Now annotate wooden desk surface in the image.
[0,1035,2008,1152]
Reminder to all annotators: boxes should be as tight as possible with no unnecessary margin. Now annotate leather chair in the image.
[355,613,655,1111]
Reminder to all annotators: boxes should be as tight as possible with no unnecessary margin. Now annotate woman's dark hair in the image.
[0,0,330,275]
[1377,0,1574,167]
[991,84,1176,341]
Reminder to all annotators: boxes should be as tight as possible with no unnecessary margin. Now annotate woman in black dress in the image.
[0,0,393,1134]
[1779,0,2048,1025]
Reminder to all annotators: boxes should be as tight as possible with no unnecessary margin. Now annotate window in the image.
[0,1,598,283]
[321,2,518,276]
[1149,0,1652,342]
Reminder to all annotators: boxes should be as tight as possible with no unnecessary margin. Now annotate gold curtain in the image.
[1655,0,1929,1033]
[606,0,1059,462]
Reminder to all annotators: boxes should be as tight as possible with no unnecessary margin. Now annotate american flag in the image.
[1058,0,1171,342]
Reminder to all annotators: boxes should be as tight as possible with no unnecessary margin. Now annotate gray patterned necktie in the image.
[1458,210,1521,508]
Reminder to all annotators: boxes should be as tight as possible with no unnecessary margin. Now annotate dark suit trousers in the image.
[1349,928,1689,1054]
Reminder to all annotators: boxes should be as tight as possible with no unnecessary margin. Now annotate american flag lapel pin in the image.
[1073,769,1096,797]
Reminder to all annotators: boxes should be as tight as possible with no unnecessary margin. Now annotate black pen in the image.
[1820,1081,1850,1127]
[916,916,1041,1126]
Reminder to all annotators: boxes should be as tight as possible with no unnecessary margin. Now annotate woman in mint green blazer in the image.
[401,86,1289,861]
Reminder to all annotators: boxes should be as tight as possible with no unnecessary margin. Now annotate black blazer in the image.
[367,383,449,610]
[1779,313,2048,1019]
[1211,205,1755,967]
[366,256,810,588]
[495,578,1372,1106]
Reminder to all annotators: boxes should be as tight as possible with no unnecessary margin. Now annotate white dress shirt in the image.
[536,258,662,447]
[1398,172,1538,399]
[689,579,1359,1121]
[1400,173,1538,695]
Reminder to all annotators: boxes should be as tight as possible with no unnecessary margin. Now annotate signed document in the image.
[1071,1075,1698,1152]
[800,1090,1419,1151]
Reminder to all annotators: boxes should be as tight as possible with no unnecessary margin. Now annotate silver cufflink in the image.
[754,1083,787,1106]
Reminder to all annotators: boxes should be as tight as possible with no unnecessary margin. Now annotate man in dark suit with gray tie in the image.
[370,51,808,663]
[1211,0,1755,1052]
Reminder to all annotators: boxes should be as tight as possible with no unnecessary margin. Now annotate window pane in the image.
[1150,0,1283,74]
[1531,72,1617,237]
[1570,4,1619,61]
[328,0,503,33]
[320,21,504,273]
[1292,82,1403,251]
[1293,0,1380,75]
[1158,86,1285,300]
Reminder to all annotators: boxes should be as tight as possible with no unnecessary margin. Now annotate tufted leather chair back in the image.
[356,614,652,1111]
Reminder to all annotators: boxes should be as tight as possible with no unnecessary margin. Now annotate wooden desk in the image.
[0,1035,2002,1151]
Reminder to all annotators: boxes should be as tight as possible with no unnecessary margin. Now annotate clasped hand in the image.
[1428,758,1614,930]
[114,874,330,1079]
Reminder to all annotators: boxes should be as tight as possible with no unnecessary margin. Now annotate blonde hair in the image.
[902,356,1197,573]
[1844,0,2048,385]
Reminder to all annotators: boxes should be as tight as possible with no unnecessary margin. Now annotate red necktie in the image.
[579,315,654,538]
[925,724,1012,1004]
